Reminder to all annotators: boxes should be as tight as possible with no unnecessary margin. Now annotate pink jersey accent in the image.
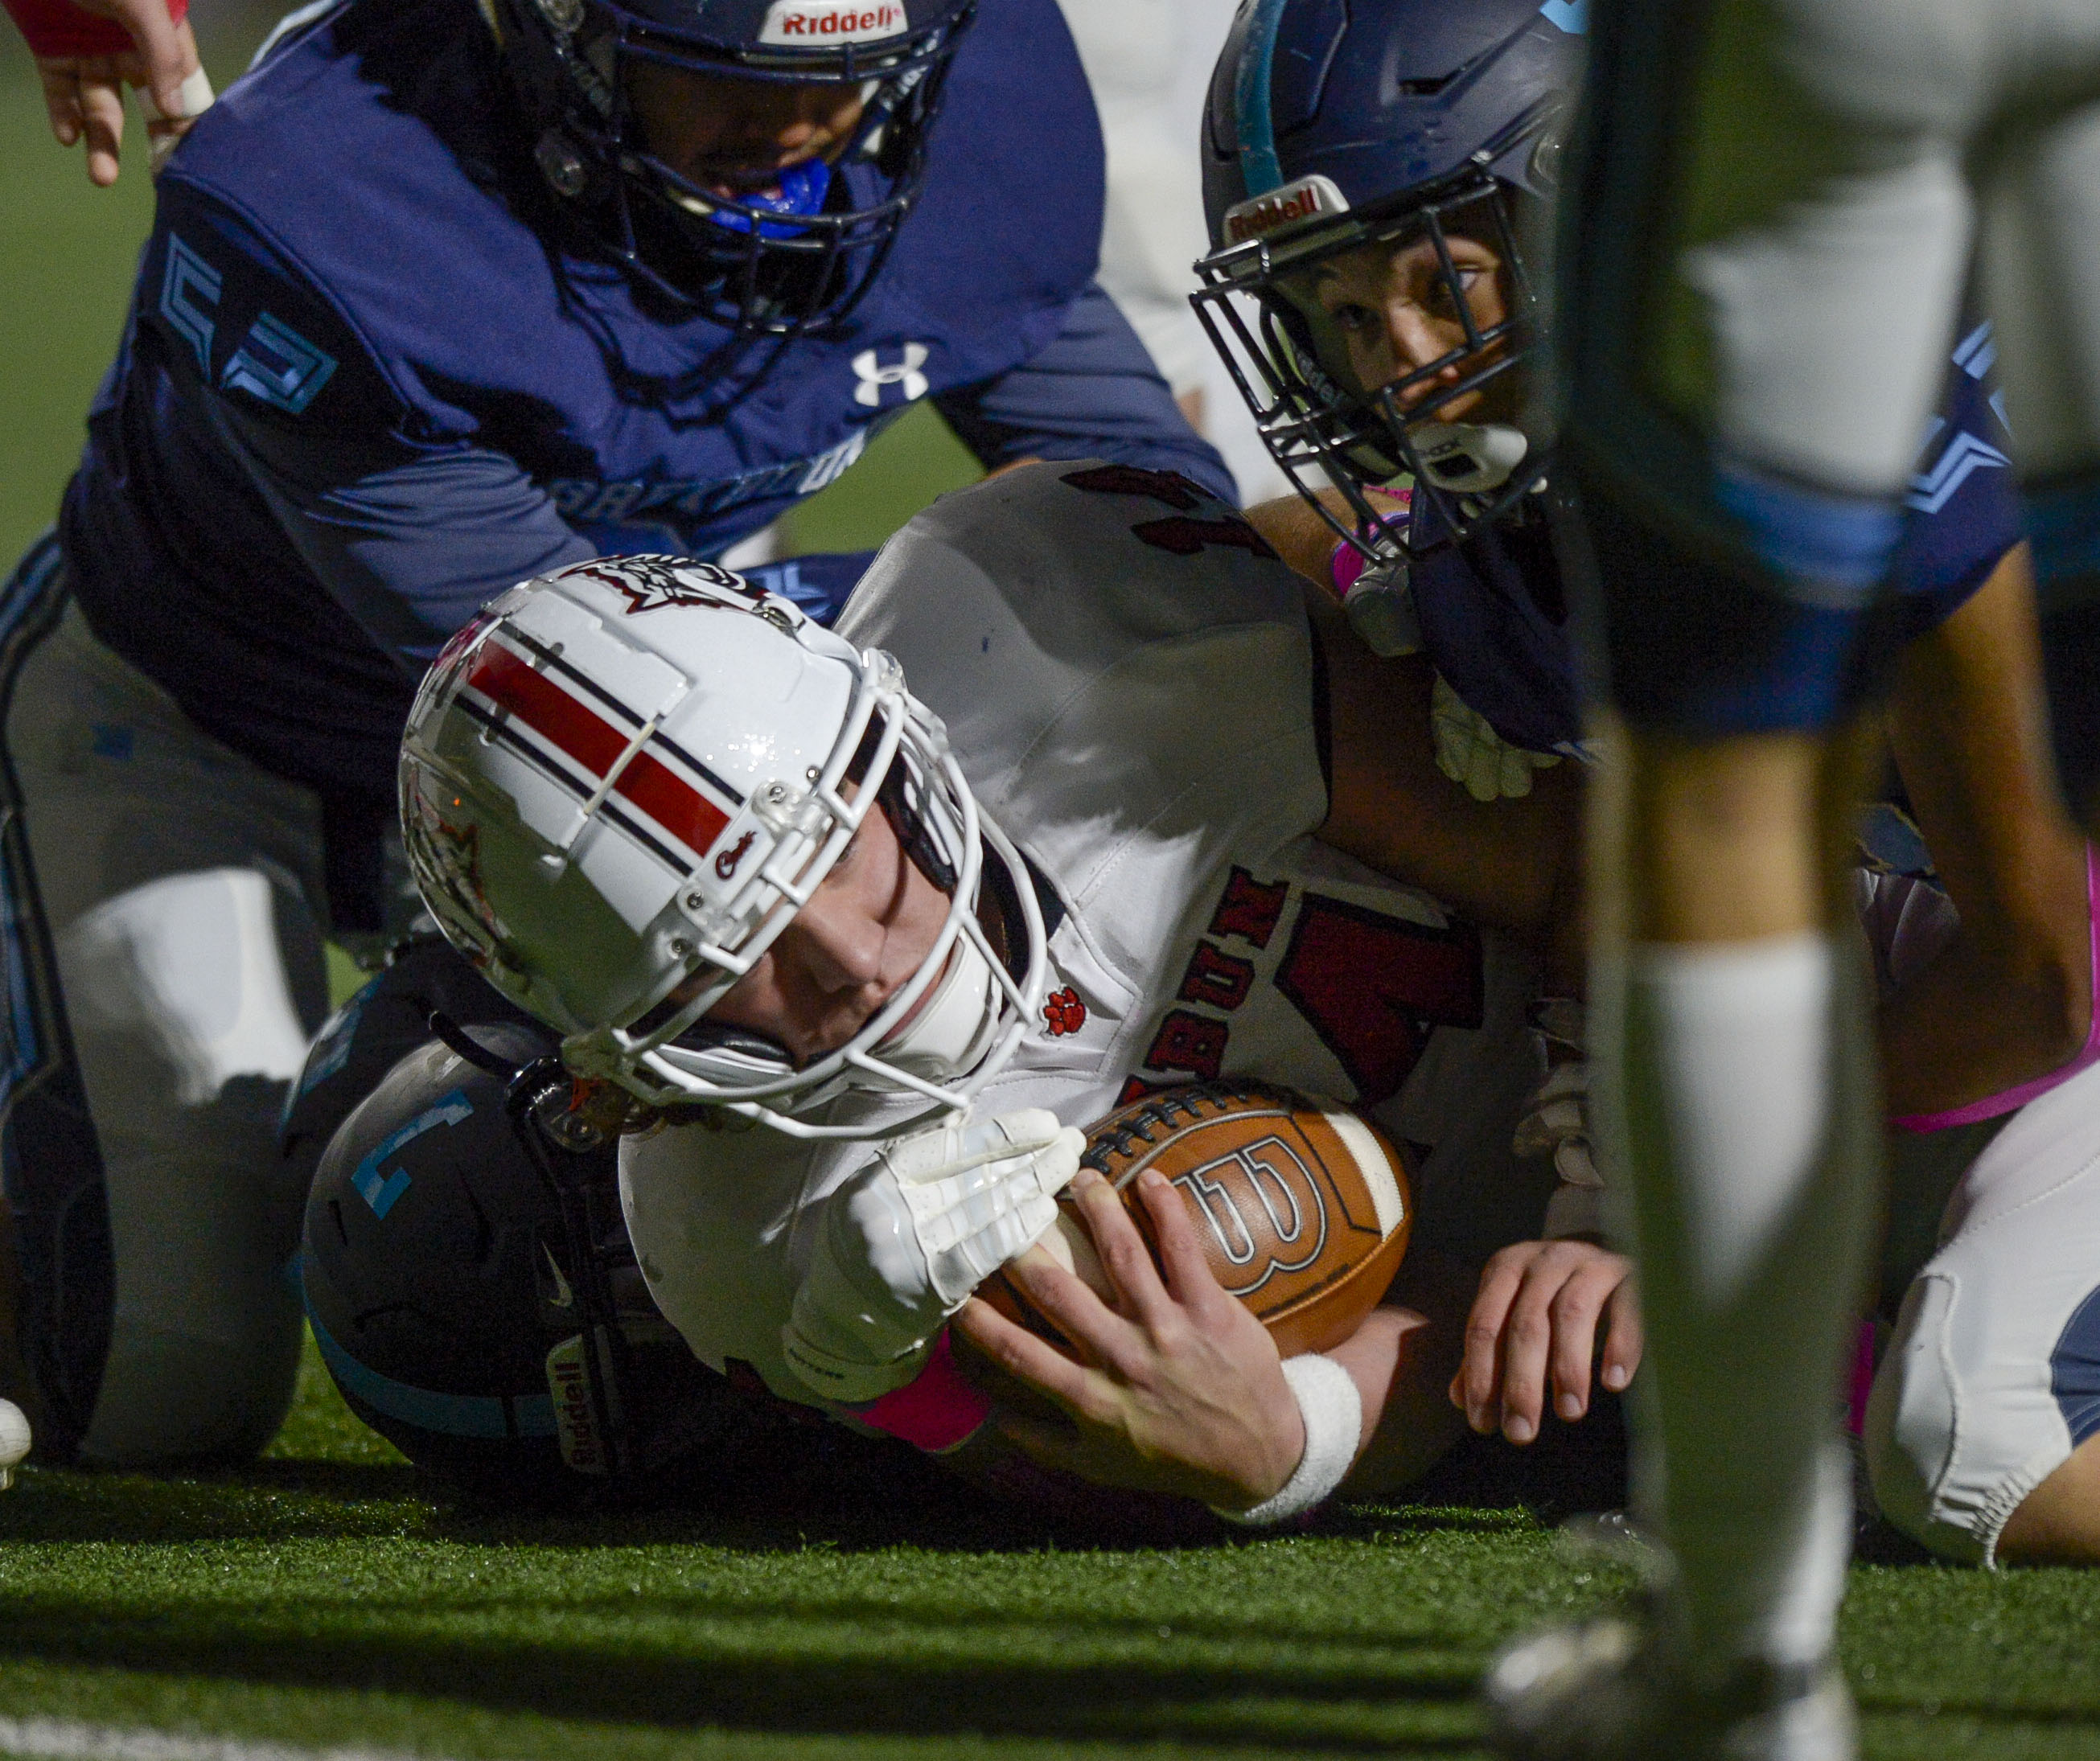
[1325,493,1412,601]
[860,1330,991,1452]
[5,0,187,59]
[1891,845,2100,1132]
[1846,1319,1878,1439]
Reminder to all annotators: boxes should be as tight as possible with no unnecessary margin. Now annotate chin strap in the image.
[877,928,1004,1079]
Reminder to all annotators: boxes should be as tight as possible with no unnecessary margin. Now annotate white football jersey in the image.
[622,462,1549,1411]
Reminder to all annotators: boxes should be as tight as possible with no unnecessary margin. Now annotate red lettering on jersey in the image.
[1129,516,1279,561]
[1177,939,1255,1013]
[1274,895,1485,1104]
[1059,465,1203,511]
[1116,1074,1171,1107]
[1143,1009,1228,1082]
[1207,866,1290,949]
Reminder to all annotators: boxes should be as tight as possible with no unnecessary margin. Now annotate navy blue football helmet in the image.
[280,934,543,1200]
[1193,0,1583,564]
[494,0,976,331]
[301,1022,741,1502]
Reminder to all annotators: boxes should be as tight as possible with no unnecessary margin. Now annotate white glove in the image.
[1513,1060,1598,1190]
[1432,672,1563,802]
[1513,997,1602,1238]
[783,1108,1086,1403]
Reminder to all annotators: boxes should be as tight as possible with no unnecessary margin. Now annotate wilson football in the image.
[986,1080,1412,1357]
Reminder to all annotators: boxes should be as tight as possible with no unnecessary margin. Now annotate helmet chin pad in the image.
[874,929,1002,1080]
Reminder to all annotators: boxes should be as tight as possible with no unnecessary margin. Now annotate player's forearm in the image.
[1316,590,1586,963]
[1337,1254,1472,1498]
[1244,491,1349,587]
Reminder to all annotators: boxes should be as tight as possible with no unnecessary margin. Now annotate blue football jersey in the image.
[1410,318,2024,754]
[57,0,1227,906]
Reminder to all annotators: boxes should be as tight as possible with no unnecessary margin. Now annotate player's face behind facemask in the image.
[398,556,1047,1140]
[488,0,974,332]
[1274,198,1529,455]
[1282,220,1516,425]
[623,60,866,201]
[691,778,989,1068]
[1191,0,1576,564]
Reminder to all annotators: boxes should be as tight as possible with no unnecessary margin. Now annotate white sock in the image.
[1597,930,1877,1669]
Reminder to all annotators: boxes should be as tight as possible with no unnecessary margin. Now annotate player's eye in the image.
[1329,301,1381,336]
[1423,269,1483,319]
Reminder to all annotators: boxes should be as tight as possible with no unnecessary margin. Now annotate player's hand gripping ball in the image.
[984,1082,1412,1357]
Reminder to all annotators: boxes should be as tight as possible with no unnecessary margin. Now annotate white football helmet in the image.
[399,556,1047,1138]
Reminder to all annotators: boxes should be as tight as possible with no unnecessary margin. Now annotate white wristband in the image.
[1214,1353,1362,1526]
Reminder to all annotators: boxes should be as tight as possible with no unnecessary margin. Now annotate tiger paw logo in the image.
[1042,987,1087,1036]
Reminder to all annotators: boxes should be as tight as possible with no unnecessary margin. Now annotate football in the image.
[985,1081,1413,1358]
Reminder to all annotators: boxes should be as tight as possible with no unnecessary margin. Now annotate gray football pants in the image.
[4,573,416,1462]
[1568,0,2100,501]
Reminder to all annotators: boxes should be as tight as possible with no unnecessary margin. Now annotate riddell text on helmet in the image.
[759,0,907,44]
[1222,174,1349,244]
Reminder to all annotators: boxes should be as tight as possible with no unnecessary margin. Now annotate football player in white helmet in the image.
[401,459,1592,1517]
[403,556,1048,1141]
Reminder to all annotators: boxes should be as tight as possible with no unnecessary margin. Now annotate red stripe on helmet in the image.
[466,643,731,858]
[610,748,731,858]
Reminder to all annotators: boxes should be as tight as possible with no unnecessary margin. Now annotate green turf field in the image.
[2,1335,2099,1759]
[9,24,2100,1761]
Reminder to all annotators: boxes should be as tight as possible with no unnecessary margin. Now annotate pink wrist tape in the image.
[861,1329,991,1453]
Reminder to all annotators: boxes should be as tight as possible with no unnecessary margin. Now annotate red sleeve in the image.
[3,0,187,58]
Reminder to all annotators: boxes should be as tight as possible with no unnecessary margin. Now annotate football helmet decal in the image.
[1191,0,1581,564]
[400,554,1047,1137]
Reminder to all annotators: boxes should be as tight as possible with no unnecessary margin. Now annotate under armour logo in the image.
[852,343,929,408]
